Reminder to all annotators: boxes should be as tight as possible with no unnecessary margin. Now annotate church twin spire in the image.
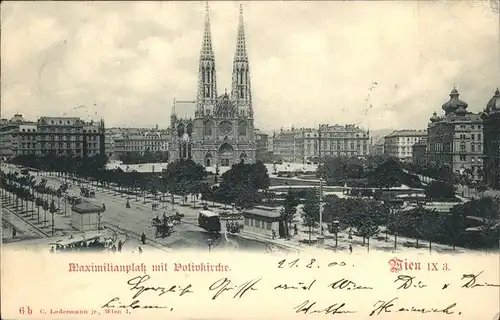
[196,2,217,108]
[196,2,252,117]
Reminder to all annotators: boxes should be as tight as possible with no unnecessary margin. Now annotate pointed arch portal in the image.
[218,143,234,166]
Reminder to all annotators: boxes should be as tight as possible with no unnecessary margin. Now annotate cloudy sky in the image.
[1,1,499,133]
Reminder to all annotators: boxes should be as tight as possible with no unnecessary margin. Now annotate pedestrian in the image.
[117,240,123,252]
[102,203,106,211]
[294,224,298,235]
[12,227,17,239]
[349,244,353,254]
[272,229,276,240]
[50,246,55,253]
[141,232,146,245]
[138,247,143,254]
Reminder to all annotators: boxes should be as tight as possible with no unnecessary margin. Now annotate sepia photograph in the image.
[1,1,499,319]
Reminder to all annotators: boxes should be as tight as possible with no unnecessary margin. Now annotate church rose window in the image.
[220,121,232,134]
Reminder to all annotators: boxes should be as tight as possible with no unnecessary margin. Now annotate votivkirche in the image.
[168,3,256,167]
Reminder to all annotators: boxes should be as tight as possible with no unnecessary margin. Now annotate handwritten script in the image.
[98,259,499,318]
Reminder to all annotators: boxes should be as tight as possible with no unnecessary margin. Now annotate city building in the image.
[272,127,304,163]
[271,124,370,163]
[254,129,269,162]
[426,87,483,180]
[384,130,427,161]
[0,114,105,159]
[371,138,385,156]
[112,128,169,158]
[104,134,115,158]
[267,135,274,153]
[168,4,256,167]
[412,139,427,165]
[481,88,500,189]
[318,124,370,159]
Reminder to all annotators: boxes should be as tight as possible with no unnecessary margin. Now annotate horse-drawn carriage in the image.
[226,221,244,234]
[80,187,95,198]
[151,217,173,238]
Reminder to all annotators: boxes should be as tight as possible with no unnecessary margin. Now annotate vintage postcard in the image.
[1,0,499,319]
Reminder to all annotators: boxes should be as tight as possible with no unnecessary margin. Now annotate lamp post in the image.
[207,238,213,253]
[333,220,339,248]
[97,212,102,234]
[319,179,324,237]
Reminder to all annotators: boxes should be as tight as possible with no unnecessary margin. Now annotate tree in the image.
[49,200,57,235]
[35,197,43,224]
[317,157,347,183]
[323,195,350,232]
[281,189,299,237]
[235,186,257,210]
[367,158,403,189]
[42,200,49,227]
[446,206,468,250]
[425,180,456,200]
[162,159,206,194]
[421,209,440,253]
[217,162,271,208]
[249,161,270,190]
[407,206,426,248]
[301,189,319,244]
[357,216,380,252]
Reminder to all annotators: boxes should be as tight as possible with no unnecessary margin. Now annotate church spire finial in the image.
[200,1,214,59]
[233,3,247,61]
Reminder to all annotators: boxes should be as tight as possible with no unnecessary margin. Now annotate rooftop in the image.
[385,130,427,137]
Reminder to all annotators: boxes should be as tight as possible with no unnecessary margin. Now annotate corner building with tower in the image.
[168,4,256,167]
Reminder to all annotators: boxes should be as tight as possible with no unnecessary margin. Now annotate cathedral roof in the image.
[442,87,468,115]
[485,88,500,114]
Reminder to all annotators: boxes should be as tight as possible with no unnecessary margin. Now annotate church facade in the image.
[168,4,256,167]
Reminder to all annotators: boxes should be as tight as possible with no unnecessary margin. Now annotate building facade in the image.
[481,88,500,189]
[272,127,304,163]
[412,139,427,165]
[112,128,169,158]
[371,138,385,156]
[384,130,427,161]
[426,88,483,181]
[318,124,370,159]
[271,124,370,163]
[168,4,256,167]
[0,114,105,159]
[254,129,269,162]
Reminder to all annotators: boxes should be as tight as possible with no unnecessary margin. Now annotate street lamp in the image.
[333,220,339,248]
[97,212,102,234]
[319,179,324,237]
[207,238,213,253]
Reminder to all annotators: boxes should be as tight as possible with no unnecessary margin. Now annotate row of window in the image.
[459,133,482,140]
[244,217,273,230]
[19,142,99,149]
[16,149,99,155]
[20,135,98,142]
[24,127,99,133]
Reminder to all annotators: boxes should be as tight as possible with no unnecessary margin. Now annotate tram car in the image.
[198,210,221,233]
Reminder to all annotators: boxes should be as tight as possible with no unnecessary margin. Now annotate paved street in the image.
[3,164,496,255]
[1,165,279,253]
